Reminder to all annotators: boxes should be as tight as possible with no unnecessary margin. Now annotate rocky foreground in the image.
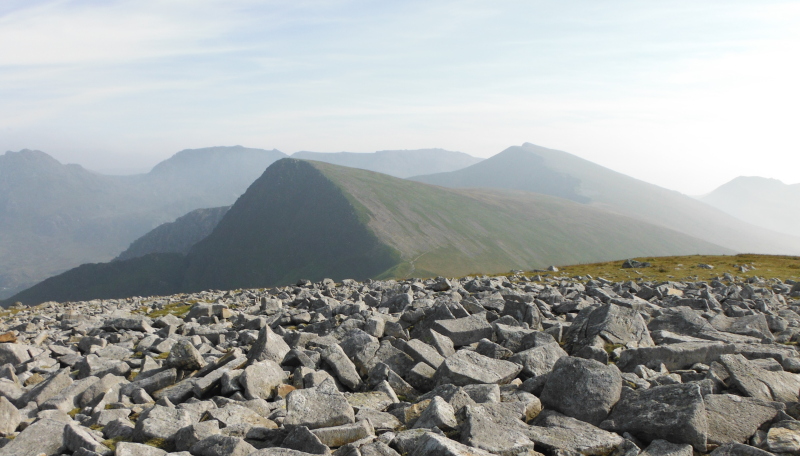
[2,272,800,456]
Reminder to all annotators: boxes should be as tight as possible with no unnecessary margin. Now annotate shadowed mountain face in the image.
[291,149,482,178]
[700,177,800,238]
[116,206,231,261]
[182,160,401,291]
[7,158,731,305]
[0,146,287,298]
[412,143,800,255]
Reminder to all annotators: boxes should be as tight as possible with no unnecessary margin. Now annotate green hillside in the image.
[6,158,732,305]
[412,143,800,255]
[292,149,483,178]
[182,159,400,291]
[315,161,731,278]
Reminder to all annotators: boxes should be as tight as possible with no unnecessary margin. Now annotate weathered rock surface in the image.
[540,356,622,425]
[601,383,708,451]
[0,272,798,456]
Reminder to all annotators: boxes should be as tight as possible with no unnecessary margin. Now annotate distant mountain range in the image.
[0,146,286,298]
[6,142,800,306]
[115,206,231,261]
[291,149,483,178]
[0,146,478,298]
[699,176,800,239]
[412,143,800,255]
[6,158,730,305]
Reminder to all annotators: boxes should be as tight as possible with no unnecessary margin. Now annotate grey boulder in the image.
[284,378,355,429]
[540,356,622,425]
[600,383,708,451]
[434,350,522,386]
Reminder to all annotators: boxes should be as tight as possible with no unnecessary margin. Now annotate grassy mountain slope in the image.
[116,206,231,261]
[182,159,401,291]
[6,254,186,305]
[316,161,731,278]
[412,143,800,255]
[700,176,800,238]
[291,149,482,178]
[6,158,730,305]
[0,146,286,298]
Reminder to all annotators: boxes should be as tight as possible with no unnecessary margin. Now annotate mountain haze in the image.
[291,149,482,178]
[116,206,231,261]
[412,143,800,255]
[7,158,731,305]
[0,146,287,298]
[700,176,800,238]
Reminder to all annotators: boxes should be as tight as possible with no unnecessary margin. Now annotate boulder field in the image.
[2,271,800,456]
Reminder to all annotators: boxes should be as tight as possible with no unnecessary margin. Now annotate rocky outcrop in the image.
[0,271,799,455]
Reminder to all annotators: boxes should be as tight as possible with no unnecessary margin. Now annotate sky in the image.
[1,0,799,195]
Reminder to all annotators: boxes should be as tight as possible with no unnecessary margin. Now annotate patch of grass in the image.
[147,301,193,318]
[144,438,167,449]
[154,351,169,360]
[546,254,800,283]
[67,407,81,418]
[101,436,129,451]
[604,343,625,355]
[89,424,104,431]
[0,306,25,320]
[128,371,139,381]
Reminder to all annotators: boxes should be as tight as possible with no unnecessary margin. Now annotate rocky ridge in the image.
[2,271,800,456]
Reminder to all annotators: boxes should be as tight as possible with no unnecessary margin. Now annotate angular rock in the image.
[190,435,257,456]
[460,404,537,455]
[766,420,800,454]
[320,344,363,391]
[719,354,800,402]
[19,366,73,406]
[63,422,112,455]
[174,421,221,452]
[710,314,774,341]
[410,432,494,456]
[0,418,66,456]
[564,303,654,355]
[434,350,522,386]
[540,356,622,425]
[241,361,285,400]
[431,314,493,347]
[705,394,784,445]
[206,403,276,428]
[617,341,736,372]
[310,419,374,448]
[640,440,693,456]
[114,442,168,456]
[648,307,756,344]
[247,325,291,364]
[134,405,193,444]
[528,410,625,455]
[509,342,568,378]
[166,340,206,371]
[0,343,31,366]
[709,443,777,456]
[600,383,708,451]
[284,378,355,429]
[0,396,21,435]
[412,396,457,431]
[403,339,445,369]
[283,425,331,455]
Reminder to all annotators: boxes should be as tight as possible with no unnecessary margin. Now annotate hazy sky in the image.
[2,0,798,194]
